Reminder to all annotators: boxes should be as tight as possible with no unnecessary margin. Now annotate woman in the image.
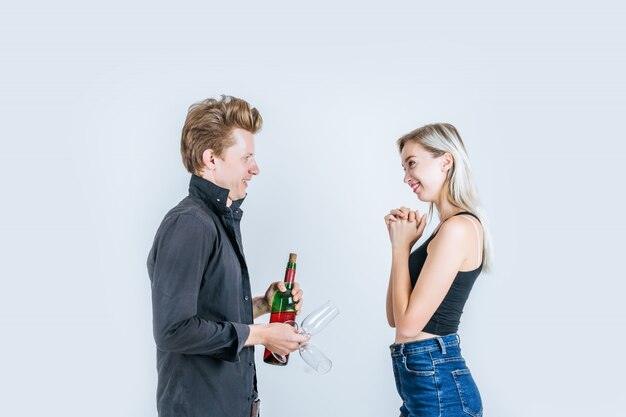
[385,123,492,417]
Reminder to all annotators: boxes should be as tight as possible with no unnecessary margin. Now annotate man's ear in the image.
[201,149,217,171]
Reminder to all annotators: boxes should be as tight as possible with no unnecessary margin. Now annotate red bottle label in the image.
[269,311,296,324]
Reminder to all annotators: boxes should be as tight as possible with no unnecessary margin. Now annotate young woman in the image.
[385,123,492,417]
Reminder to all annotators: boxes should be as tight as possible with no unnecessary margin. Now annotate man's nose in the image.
[250,161,260,175]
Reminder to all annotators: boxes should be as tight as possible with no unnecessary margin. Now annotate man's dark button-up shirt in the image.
[147,175,256,417]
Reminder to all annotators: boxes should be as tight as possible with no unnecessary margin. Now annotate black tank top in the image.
[408,211,482,335]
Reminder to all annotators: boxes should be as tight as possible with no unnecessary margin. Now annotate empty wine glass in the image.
[300,300,340,336]
[299,341,332,374]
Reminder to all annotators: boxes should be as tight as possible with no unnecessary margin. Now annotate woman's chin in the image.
[415,192,432,203]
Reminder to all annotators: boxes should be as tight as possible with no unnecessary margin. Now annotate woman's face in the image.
[400,142,451,203]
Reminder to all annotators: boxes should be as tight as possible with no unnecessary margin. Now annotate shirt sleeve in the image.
[149,213,251,362]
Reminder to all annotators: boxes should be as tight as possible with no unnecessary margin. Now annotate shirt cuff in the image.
[229,322,251,361]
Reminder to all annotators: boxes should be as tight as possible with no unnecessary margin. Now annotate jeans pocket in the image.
[452,368,483,417]
[403,353,435,376]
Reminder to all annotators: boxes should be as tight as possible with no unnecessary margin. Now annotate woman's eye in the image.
[408,161,415,167]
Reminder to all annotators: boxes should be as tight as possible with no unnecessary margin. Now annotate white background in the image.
[1,1,625,416]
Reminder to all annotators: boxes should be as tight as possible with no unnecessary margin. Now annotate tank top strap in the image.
[451,211,481,223]
[453,212,483,267]
[430,211,481,239]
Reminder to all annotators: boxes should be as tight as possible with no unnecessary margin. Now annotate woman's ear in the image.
[441,152,454,172]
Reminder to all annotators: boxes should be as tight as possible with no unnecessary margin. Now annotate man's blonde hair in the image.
[181,95,263,175]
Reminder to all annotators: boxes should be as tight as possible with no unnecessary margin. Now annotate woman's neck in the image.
[435,197,462,223]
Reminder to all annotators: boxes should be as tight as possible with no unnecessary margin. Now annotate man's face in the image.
[209,128,260,204]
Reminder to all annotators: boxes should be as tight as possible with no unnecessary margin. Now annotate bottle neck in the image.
[284,262,296,286]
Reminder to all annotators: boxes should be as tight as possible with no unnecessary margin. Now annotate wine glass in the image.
[299,341,332,374]
[300,300,340,336]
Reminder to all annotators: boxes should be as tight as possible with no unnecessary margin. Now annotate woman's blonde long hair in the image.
[397,123,493,272]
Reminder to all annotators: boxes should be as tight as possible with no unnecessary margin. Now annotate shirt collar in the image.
[188,175,245,217]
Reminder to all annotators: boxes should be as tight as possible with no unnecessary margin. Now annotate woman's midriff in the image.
[395,331,440,344]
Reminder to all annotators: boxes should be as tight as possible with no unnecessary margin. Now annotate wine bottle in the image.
[263,252,298,365]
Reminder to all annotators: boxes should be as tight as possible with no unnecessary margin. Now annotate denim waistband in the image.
[389,333,460,357]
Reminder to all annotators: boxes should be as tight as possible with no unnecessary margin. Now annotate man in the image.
[147,95,308,417]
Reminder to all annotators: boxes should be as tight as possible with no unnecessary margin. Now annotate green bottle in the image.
[263,252,297,365]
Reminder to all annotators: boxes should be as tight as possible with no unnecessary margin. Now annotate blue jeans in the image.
[390,334,482,417]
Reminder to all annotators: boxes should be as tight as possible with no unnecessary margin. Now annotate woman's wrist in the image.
[391,245,411,257]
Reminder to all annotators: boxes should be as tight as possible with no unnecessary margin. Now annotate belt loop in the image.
[437,337,447,355]
[400,344,406,363]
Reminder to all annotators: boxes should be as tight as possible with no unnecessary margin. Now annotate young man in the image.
[147,95,308,417]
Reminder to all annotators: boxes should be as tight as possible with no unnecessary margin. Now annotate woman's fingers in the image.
[417,213,427,235]
[389,210,405,219]
[390,207,411,219]
[385,214,399,225]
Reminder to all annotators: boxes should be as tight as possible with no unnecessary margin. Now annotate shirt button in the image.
[249,362,253,366]
[244,295,249,301]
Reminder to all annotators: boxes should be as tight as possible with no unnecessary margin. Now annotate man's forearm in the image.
[252,296,270,319]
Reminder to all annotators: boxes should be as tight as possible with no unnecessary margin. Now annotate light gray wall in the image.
[1,1,625,416]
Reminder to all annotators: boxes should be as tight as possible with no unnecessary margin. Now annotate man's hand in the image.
[252,281,304,319]
[263,281,304,314]
[245,323,309,354]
